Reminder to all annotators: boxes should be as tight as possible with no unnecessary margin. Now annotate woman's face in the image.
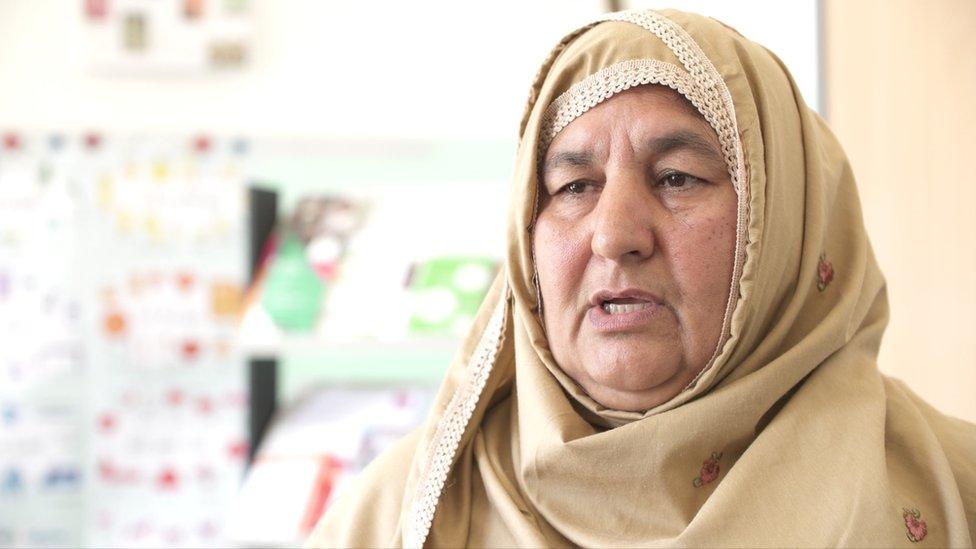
[534,85,737,412]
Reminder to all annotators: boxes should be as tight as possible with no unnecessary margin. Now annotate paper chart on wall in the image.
[0,132,249,548]
[86,372,248,548]
[0,138,87,548]
[81,134,249,548]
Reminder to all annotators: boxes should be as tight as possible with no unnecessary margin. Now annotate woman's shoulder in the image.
[305,426,424,548]
[884,376,976,458]
[884,376,976,538]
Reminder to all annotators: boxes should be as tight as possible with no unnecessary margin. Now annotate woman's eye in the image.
[559,180,593,195]
[565,181,588,193]
[658,172,700,189]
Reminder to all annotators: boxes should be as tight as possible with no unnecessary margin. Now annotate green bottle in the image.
[261,233,324,332]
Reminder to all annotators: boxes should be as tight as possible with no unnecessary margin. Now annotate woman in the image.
[308,9,976,547]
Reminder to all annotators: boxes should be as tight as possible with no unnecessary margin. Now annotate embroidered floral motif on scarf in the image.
[692,452,723,487]
[817,253,834,291]
[903,508,928,542]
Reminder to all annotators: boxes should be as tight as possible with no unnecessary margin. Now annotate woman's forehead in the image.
[544,85,719,162]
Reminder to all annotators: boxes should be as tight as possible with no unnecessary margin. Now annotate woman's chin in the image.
[579,357,688,412]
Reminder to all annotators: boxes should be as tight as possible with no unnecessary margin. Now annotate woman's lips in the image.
[587,300,664,332]
[588,288,663,308]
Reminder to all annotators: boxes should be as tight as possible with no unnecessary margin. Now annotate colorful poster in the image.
[0,133,248,548]
[0,134,87,548]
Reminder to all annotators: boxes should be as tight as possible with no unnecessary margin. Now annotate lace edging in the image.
[403,283,509,548]
[539,59,701,153]
[540,10,745,198]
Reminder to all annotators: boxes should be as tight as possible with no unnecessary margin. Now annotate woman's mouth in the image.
[589,298,663,332]
[601,299,654,314]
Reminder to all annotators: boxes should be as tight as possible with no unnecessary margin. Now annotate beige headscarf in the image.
[308,9,976,547]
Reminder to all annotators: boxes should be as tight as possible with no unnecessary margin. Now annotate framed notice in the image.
[82,0,253,75]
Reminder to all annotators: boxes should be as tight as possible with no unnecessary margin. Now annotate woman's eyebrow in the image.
[543,150,593,174]
[650,131,724,164]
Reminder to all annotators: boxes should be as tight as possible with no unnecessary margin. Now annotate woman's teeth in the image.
[602,302,652,314]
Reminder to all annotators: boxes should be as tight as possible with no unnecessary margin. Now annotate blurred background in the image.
[0,0,972,547]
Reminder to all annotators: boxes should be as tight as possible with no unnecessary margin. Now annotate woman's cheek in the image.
[675,213,736,317]
[535,216,589,301]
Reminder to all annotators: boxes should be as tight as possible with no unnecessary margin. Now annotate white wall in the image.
[0,0,818,140]
[0,0,600,139]
[630,0,821,111]
[825,0,976,422]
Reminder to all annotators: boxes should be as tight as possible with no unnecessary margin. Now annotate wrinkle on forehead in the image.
[540,85,724,183]
[544,130,724,173]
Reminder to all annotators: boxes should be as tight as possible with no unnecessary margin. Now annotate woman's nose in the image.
[590,172,656,263]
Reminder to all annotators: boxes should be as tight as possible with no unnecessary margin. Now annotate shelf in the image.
[243,335,460,384]
[242,334,458,357]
